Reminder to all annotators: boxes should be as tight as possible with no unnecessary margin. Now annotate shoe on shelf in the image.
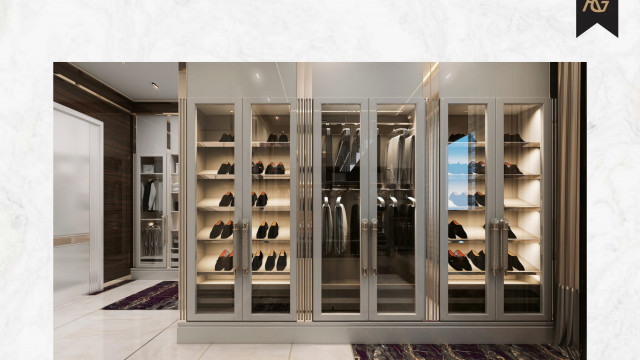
[507,225,517,239]
[265,162,276,174]
[507,251,525,271]
[252,250,263,271]
[448,220,467,239]
[219,192,234,207]
[278,134,288,142]
[267,221,279,239]
[275,162,285,174]
[474,192,485,206]
[276,250,287,271]
[467,250,485,271]
[209,220,224,239]
[267,133,278,142]
[256,192,268,207]
[251,191,257,206]
[224,251,234,271]
[219,133,231,142]
[229,163,234,174]
[505,133,525,142]
[214,250,229,271]
[454,250,473,271]
[256,221,268,239]
[448,250,462,271]
[221,220,234,239]
[265,250,277,271]
[252,161,264,174]
[448,133,465,142]
[476,161,486,174]
[217,162,231,175]
[504,162,523,175]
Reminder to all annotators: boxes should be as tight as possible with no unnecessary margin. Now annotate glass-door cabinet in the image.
[313,98,425,321]
[440,97,551,321]
[136,154,168,268]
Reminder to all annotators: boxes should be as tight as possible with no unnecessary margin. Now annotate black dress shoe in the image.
[256,192,268,207]
[448,133,465,142]
[219,133,231,142]
[276,250,287,271]
[209,220,224,239]
[476,161,486,174]
[507,225,517,238]
[224,251,234,271]
[256,221,268,239]
[505,133,525,142]
[219,192,234,206]
[454,250,473,271]
[448,250,463,271]
[251,191,257,206]
[507,251,525,271]
[474,192,485,206]
[448,220,467,239]
[278,134,288,142]
[267,221,279,239]
[504,162,523,175]
[252,161,264,174]
[229,163,234,174]
[265,162,276,174]
[467,250,485,270]
[220,220,233,239]
[215,250,229,271]
[218,162,231,175]
[267,133,278,142]
[252,250,263,271]
[265,250,276,271]
[275,162,285,175]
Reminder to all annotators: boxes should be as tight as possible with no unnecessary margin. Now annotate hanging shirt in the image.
[350,204,360,256]
[322,201,333,255]
[335,130,351,173]
[386,135,404,185]
[334,202,348,254]
[402,135,415,185]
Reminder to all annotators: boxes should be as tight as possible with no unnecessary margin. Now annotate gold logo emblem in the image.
[582,0,609,13]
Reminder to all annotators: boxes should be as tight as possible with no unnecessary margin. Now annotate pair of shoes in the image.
[265,162,286,174]
[219,192,234,206]
[265,250,288,271]
[467,250,486,270]
[468,161,486,174]
[214,250,234,271]
[252,161,264,174]
[482,223,517,238]
[449,192,484,207]
[256,221,279,239]
[448,133,477,142]
[504,133,525,142]
[217,162,234,175]
[209,220,233,239]
[448,220,467,239]
[219,133,234,142]
[448,250,472,271]
[255,192,268,207]
[504,162,523,175]
[508,251,525,271]
[267,133,288,142]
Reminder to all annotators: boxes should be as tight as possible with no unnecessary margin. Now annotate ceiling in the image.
[73,62,178,101]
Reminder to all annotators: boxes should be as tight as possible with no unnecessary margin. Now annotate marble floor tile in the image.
[54,280,162,328]
[290,344,354,360]
[54,310,178,360]
[128,322,210,360]
[200,343,293,360]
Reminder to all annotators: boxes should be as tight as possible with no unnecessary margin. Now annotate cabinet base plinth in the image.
[130,268,178,280]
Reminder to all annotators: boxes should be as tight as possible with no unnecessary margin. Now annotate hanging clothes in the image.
[154,180,163,211]
[402,134,415,185]
[385,135,404,185]
[335,129,351,173]
[142,223,162,256]
[347,129,360,181]
[350,203,359,256]
[323,127,333,182]
[322,200,333,255]
[334,201,348,254]
[142,180,157,211]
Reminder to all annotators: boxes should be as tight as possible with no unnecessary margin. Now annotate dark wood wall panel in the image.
[54,76,134,282]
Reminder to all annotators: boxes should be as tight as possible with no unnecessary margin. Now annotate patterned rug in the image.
[103,281,178,310]
[352,344,577,360]
[89,279,134,295]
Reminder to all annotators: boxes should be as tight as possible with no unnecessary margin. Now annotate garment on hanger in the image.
[335,129,351,173]
[402,134,415,185]
[154,180,163,211]
[347,129,361,181]
[322,200,333,255]
[334,201,348,254]
[350,203,359,256]
[142,223,163,256]
[323,128,333,182]
[142,180,152,211]
[385,135,404,185]
[383,201,398,255]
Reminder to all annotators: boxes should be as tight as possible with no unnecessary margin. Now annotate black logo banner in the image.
[577,0,618,37]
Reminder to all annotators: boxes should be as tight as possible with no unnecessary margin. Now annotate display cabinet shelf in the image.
[251,141,290,148]
[197,141,235,148]
[504,141,540,148]
[252,198,291,212]
[504,198,540,211]
[447,141,486,147]
[447,226,539,243]
[197,228,235,241]
[504,173,541,180]
[197,171,234,180]
[448,256,539,276]
[197,199,235,212]
[447,205,486,212]
[252,173,290,180]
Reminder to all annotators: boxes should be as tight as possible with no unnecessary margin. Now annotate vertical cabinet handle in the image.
[242,218,249,276]
[500,218,509,276]
[490,219,500,276]
[361,219,368,277]
[370,218,378,276]
[232,220,240,276]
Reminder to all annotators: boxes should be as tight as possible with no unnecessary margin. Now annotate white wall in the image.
[136,115,168,155]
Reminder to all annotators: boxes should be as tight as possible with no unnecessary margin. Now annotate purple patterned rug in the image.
[103,281,178,310]
[352,344,577,360]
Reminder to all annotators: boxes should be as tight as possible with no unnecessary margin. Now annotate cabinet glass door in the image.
[441,99,495,321]
[192,102,242,320]
[369,99,425,320]
[138,155,167,268]
[497,99,551,320]
[244,100,296,320]
[313,100,368,321]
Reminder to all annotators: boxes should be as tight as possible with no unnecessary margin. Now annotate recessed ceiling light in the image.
[255,73,260,79]
[275,116,280,120]
[152,82,160,90]
[230,110,234,113]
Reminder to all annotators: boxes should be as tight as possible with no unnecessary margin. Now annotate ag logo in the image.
[577,0,618,37]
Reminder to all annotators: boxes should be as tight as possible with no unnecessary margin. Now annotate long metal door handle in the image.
[361,219,368,277]
[490,219,500,276]
[501,218,509,276]
[370,218,378,276]
[232,220,240,276]
[241,219,249,276]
